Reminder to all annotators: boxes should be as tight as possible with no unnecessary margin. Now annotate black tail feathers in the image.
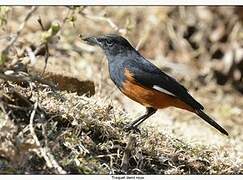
[195,109,229,136]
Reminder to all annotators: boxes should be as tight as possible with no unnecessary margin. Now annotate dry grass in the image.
[0,83,241,174]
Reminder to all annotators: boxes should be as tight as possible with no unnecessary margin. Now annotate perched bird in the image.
[83,34,228,136]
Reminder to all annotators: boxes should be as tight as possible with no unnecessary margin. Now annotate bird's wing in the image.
[125,57,204,110]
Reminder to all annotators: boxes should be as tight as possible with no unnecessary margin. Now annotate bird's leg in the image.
[131,107,157,128]
[124,107,157,132]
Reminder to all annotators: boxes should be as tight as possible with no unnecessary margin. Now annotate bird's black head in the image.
[83,34,135,57]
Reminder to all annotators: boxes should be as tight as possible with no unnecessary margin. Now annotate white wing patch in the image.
[153,85,176,97]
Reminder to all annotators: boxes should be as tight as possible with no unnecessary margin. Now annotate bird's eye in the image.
[105,40,114,47]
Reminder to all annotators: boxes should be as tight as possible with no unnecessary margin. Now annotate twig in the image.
[79,9,126,33]
[42,44,50,75]
[135,38,144,51]
[37,16,46,31]
[29,101,52,169]
[2,6,38,54]
[135,24,151,51]
[62,7,72,25]
[84,14,119,31]
[5,103,30,111]
[0,71,57,90]
[121,134,137,172]
[29,101,66,174]
[37,17,50,76]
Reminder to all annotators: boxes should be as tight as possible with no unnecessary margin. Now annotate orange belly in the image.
[121,79,194,112]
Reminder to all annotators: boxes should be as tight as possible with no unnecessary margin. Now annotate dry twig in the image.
[0,71,57,90]
[79,9,127,34]
[29,101,66,174]
[121,134,137,172]
[1,6,38,55]
[37,17,50,75]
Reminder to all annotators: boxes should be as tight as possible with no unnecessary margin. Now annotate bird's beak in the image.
[82,36,101,46]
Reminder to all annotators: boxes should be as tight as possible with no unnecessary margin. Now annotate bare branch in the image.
[80,11,127,34]
[2,6,38,54]
[0,71,57,90]
[29,101,66,174]
[84,14,119,31]
[121,134,137,172]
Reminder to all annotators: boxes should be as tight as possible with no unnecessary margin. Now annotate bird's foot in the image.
[124,124,141,134]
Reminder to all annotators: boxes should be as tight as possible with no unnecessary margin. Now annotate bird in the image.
[83,34,228,136]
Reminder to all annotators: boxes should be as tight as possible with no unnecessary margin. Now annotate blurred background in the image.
[0,6,242,174]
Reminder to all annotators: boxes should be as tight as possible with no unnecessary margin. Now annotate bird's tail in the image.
[195,109,229,136]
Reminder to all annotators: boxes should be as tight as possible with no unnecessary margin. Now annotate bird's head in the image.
[83,34,135,56]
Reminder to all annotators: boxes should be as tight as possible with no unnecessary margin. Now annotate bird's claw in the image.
[124,124,141,134]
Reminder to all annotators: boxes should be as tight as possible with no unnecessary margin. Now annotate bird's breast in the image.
[108,61,127,88]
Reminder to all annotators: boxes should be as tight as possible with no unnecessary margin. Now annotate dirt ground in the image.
[0,6,242,174]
